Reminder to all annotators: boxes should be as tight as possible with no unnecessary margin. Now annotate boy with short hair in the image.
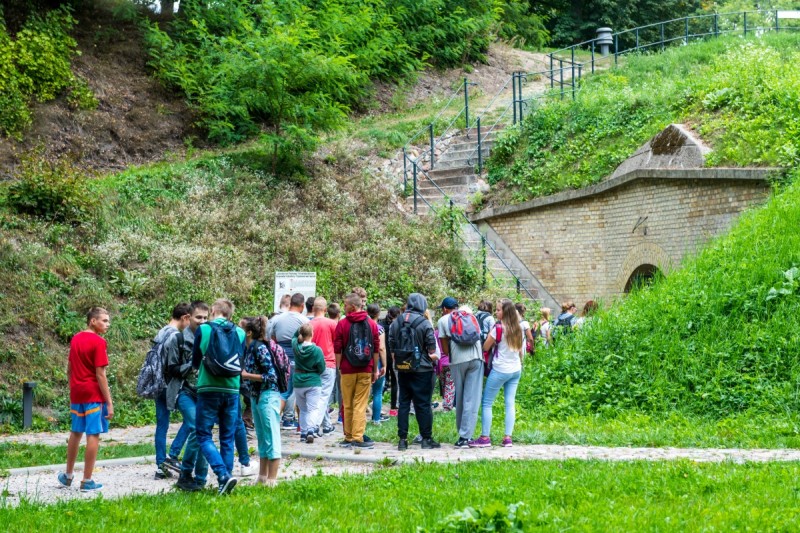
[58,307,114,492]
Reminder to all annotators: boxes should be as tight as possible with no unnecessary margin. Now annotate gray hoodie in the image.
[154,325,189,411]
[388,293,437,373]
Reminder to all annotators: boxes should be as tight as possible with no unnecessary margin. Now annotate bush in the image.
[7,153,99,224]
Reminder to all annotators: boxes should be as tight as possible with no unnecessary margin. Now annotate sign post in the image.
[274,272,317,313]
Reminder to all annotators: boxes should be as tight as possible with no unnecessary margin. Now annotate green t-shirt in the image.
[195,318,245,394]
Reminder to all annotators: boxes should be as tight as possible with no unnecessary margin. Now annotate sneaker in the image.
[176,474,200,492]
[339,440,353,448]
[155,463,173,480]
[194,478,207,490]
[369,419,383,425]
[454,437,470,448]
[388,409,398,417]
[281,418,296,430]
[218,476,238,496]
[80,479,103,492]
[412,435,423,445]
[352,440,374,449]
[502,436,513,448]
[322,425,335,435]
[363,435,373,443]
[163,456,182,472]
[421,438,441,449]
[398,438,408,451]
[238,463,256,477]
[432,402,440,409]
[306,434,315,444]
[468,436,492,448]
[379,414,390,422]
[57,472,73,488]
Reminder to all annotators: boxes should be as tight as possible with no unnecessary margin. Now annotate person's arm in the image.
[544,323,552,343]
[525,327,534,345]
[192,326,203,370]
[95,366,114,419]
[379,333,387,377]
[334,321,344,369]
[425,324,438,360]
[166,334,186,378]
[483,336,496,353]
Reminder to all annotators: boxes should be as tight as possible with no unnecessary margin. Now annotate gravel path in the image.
[6,423,800,506]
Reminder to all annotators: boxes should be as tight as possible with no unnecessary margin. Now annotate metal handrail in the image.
[404,83,464,151]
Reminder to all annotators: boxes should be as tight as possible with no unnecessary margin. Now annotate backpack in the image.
[476,310,492,344]
[202,321,244,377]
[552,313,575,343]
[343,319,374,368]
[483,323,503,377]
[394,313,425,372]
[268,340,291,394]
[448,310,481,346]
[137,329,182,399]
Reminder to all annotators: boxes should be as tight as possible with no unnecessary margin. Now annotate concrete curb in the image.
[6,455,158,477]
[281,450,395,465]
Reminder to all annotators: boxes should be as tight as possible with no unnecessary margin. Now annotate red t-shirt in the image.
[311,316,337,368]
[69,331,109,404]
[334,312,380,375]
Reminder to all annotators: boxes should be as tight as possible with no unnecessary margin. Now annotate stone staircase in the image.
[407,126,547,305]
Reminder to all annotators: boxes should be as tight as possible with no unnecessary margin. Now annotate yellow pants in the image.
[340,372,372,442]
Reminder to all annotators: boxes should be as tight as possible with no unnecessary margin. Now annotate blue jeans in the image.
[196,392,239,482]
[371,376,385,422]
[155,391,190,466]
[235,400,250,466]
[176,390,208,483]
[481,369,521,437]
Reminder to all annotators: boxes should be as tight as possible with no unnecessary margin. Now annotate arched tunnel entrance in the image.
[624,264,660,293]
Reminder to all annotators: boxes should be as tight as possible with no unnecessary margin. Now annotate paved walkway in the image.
[5,423,800,506]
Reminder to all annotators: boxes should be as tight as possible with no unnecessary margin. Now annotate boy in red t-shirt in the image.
[58,307,114,492]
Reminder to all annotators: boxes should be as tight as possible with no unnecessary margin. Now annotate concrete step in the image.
[438,147,492,164]
[427,167,477,180]
[417,184,471,196]
[436,159,480,170]
[444,139,496,154]
[416,173,473,188]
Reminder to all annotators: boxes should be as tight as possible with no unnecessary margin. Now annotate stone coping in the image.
[470,167,780,222]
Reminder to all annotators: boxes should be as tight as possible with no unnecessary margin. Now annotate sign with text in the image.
[274,272,316,312]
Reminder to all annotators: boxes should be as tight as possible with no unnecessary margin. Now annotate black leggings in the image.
[387,353,399,409]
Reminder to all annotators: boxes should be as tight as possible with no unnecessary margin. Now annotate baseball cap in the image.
[440,296,459,310]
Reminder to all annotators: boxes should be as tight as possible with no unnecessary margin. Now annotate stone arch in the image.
[624,264,660,292]
[615,242,673,294]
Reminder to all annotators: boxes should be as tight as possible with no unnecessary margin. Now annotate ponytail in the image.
[297,322,314,343]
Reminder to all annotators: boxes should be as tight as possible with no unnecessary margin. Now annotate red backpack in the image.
[483,323,503,377]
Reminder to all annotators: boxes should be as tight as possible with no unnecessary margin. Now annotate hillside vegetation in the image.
[487,33,800,204]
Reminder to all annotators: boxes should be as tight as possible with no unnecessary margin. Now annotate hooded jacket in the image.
[388,293,437,373]
[152,325,185,411]
[292,331,326,388]
[334,310,380,375]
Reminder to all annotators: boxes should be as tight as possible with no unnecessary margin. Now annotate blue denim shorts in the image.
[70,403,109,435]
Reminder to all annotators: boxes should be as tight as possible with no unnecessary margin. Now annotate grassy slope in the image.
[487,32,800,204]
[4,460,800,529]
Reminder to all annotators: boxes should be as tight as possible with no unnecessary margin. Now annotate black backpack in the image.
[476,311,492,344]
[343,319,374,368]
[393,313,425,372]
[552,314,575,343]
[136,329,183,399]
[203,321,244,377]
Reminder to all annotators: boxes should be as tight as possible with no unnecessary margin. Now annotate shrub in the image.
[7,152,99,224]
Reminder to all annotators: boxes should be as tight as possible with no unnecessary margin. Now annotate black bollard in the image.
[23,381,36,429]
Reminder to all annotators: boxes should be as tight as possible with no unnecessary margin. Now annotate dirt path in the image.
[5,422,800,506]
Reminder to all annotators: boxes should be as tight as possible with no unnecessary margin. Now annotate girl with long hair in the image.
[469,299,524,448]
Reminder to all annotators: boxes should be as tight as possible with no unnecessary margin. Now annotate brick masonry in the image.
[471,168,775,306]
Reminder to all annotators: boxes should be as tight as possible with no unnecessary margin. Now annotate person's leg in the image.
[169,421,190,460]
[371,376,385,422]
[451,363,466,435]
[340,373,356,441]
[480,370,505,437]
[281,361,296,422]
[266,391,282,482]
[503,371,522,437]
[442,367,455,410]
[351,373,371,442]
[389,355,399,410]
[218,393,239,477]
[397,372,413,439]
[234,402,250,467]
[195,393,227,481]
[460,359,484,439]
[411,371,434,439]
[295,387,310,435]
[65,431,83,475]
[83,434,99,481]
[318,367,336,429]
[176,391,206,483]
[154,392,170,466]
[306,387,321,433]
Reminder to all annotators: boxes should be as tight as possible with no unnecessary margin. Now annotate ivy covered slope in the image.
[487,32,800,204]
[519,169,800,421]
[0,147,478,430]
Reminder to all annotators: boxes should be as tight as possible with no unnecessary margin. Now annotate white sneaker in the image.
[238,464,256,477]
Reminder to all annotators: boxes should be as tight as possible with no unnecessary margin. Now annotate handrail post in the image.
[714,13,719,37]
[576,65,582,96]
[549,54,554,88]
[512,72,517,125]
[635,28,639,49]
[449,198,455,242]
[661,23,665,51]
[464,77,470,136]
[614,34,618,66]
[429,123,435,169]
[571,48,575,98]
[517,73,524,122]
[591,40,595,73]
[776,9,780,31]
[481,235,487,289]
[685,17,689,44]
[476,117,482,174]
[402,148,407,191]
[559,59,564,99]
[413,161,418,215]
[516,278,521,295]
[744,11,748,37]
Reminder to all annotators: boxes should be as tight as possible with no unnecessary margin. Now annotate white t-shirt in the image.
[539,321,551,347]
[489,324,522,374]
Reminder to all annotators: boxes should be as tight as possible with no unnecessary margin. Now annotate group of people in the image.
[57,289,597,496]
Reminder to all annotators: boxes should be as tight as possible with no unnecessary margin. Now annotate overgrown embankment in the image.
[487,33,800,205]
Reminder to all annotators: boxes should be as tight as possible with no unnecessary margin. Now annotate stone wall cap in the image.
[470,167,780,222]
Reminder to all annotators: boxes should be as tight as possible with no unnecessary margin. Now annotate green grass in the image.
[0,443,152,470]
[5,459,800,530]
[488,32,800,203]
